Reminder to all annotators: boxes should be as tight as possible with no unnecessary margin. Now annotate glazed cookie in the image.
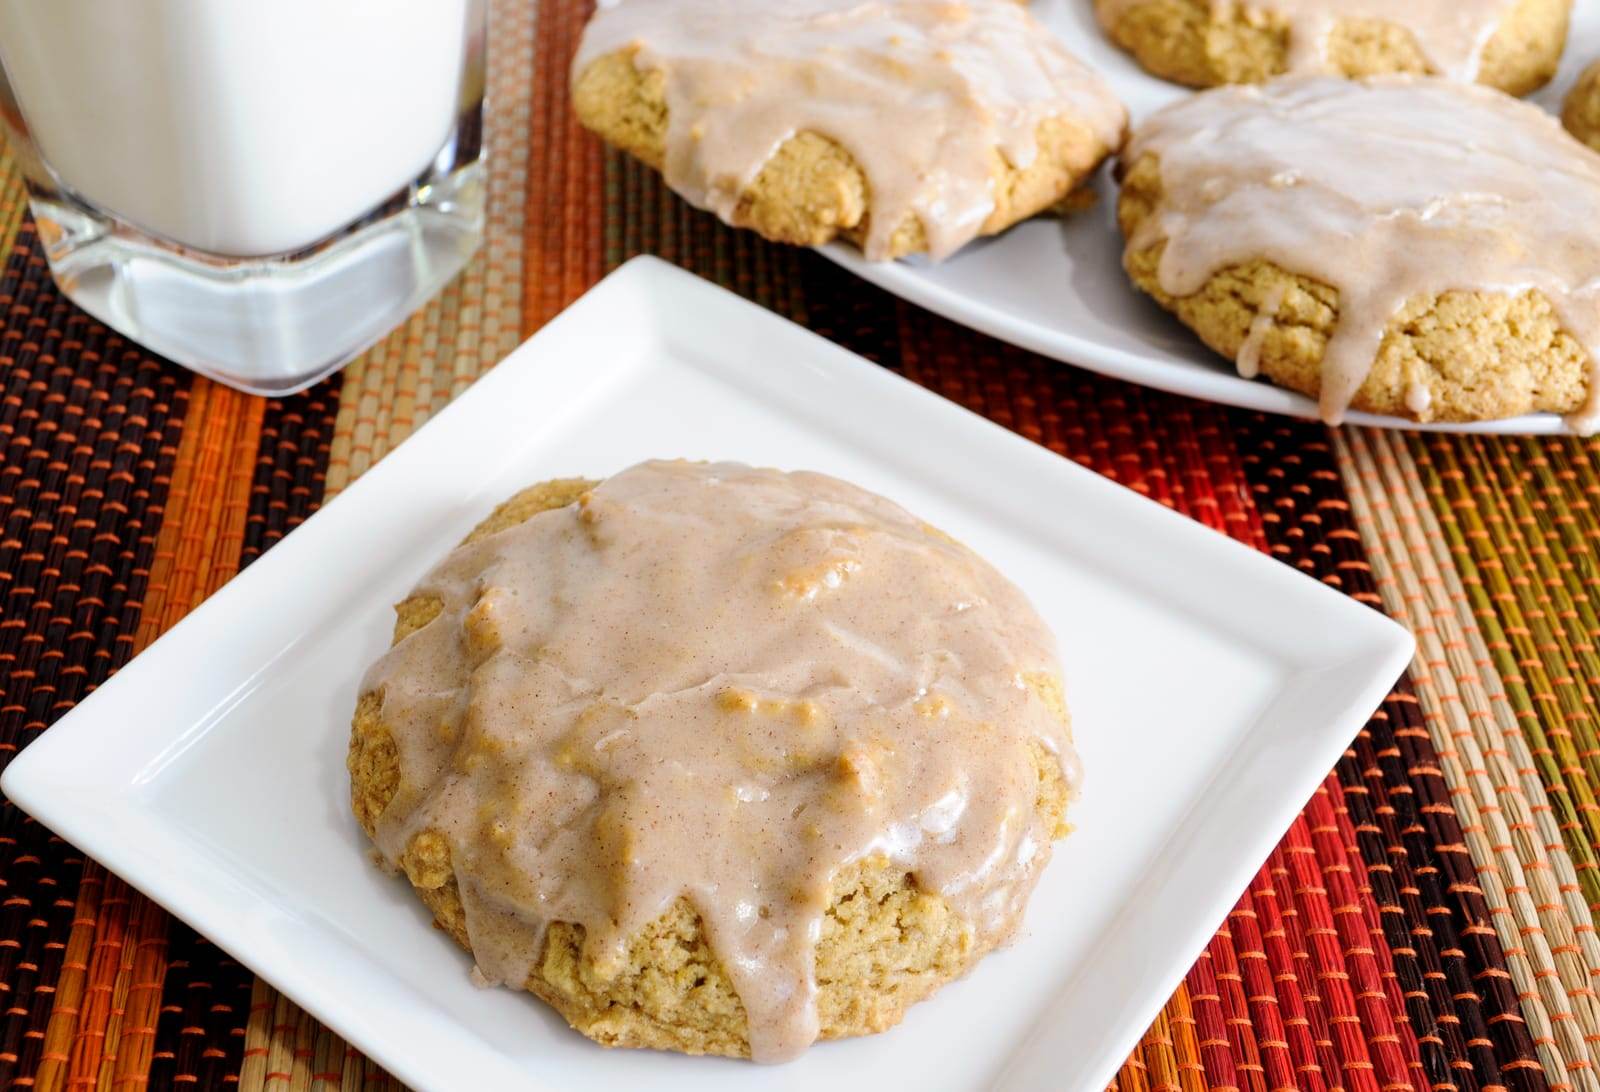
[1563,59,1600,151]
[570,0,1126,260]
[1094,0,1570,95]
[1116,76,1600,430]
[349,460,1079,1060]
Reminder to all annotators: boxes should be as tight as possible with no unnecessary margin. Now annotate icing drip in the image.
[1237,283,1285,379]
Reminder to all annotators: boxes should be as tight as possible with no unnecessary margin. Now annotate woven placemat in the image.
[2,1,1599,1088]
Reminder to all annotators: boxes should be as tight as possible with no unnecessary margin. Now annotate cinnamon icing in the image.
[361,460,1078,1061]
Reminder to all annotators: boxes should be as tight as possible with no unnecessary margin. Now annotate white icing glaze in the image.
[573,0,1126,259]
[362,460,1078,1061]
[1405,383,1433,415]
[1124,76,1600,432]
[1095,0,1519,83]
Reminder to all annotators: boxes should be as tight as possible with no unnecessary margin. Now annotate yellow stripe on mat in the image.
[1113,982,1209,1092]
[0,138,29,260]
[1337,427,1600,1092]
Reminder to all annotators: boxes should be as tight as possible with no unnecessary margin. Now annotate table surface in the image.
[3,2,1599,1089]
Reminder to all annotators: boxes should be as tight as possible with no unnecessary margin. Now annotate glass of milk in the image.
[0,0,486,394]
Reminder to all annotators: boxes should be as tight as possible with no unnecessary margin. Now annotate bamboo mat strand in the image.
[0,221,189,1092]
[1233,413,1552,1089]
[1412,435,1600,918]
[1338,426,1600,1091]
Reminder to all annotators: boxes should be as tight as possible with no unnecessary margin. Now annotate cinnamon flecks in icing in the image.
[1094,0,1518,83]
[1122,75,1600,432]
[572,0,1126,260]
[361,460,1077,1061]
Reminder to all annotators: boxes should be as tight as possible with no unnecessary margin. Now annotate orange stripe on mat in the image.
[1114,981,1210,1092]
[32,381,266,1092]
[520,0,605,335]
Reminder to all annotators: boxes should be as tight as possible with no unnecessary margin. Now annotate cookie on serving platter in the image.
[1114,75,1599,431]
[571,0,1127,261]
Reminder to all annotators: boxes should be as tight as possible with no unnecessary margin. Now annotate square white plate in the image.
[2,257,1413,1092]
[822,0,1600,435]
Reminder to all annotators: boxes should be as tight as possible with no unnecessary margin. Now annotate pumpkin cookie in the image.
[1094,0,1570,95]
[571,0,1126,260]
[349,460,1079,1059]
[1116,76,1599,430]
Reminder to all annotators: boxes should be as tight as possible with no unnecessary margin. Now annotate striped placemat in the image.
[2,1,1598,1088]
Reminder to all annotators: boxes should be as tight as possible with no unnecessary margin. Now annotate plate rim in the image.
[822,241,1570,437]
[1,255,1416,1091]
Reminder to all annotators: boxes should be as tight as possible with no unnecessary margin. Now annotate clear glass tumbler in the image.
[0,0,486,395]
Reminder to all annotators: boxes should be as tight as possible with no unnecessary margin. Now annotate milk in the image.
[0,0,469,257]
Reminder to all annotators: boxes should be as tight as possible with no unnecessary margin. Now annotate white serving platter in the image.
[2,257,1413,1091]
[823,0,1600,435]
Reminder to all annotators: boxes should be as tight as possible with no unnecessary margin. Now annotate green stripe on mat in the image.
[1408,434,1600,913]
